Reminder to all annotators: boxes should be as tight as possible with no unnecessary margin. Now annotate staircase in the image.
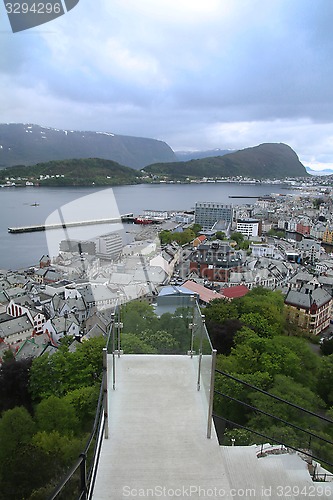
[92,355,333,500]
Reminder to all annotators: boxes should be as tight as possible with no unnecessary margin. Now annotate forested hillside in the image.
[144,143,308,179]
[0,158,142,186]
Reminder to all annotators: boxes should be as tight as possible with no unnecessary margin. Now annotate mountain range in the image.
[0,124,309,181]
[305,167,333,176]
[0,123,176,169]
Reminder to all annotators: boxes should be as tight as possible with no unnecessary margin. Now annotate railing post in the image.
[197,352,202,391]
[190,295,195,358]
[103,348,109,439]
[112,321,116,391]
[188,322,194,359]
[207,349,217,439]
[197,313,205,390]
[79,453,87,500]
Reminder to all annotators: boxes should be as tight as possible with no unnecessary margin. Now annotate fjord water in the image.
[1,183,298,270]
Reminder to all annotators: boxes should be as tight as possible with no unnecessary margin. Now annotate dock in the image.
[8,213,134,234]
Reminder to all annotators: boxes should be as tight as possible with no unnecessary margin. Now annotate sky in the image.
[1,0,333,171]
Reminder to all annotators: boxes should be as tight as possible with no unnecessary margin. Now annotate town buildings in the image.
[2,188,333,362]
[190,241,244,282]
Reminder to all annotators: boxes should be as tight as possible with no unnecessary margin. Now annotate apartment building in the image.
[194,202,233,231]
[285,283,332,335]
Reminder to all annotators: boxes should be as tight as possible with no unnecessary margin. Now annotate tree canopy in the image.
[206,287,333,464]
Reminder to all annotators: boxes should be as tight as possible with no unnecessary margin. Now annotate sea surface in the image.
[0,183,299,270]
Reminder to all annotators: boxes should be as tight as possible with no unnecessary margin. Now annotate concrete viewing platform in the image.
[92,355,332,500]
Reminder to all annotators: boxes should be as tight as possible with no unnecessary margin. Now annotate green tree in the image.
[122,301,159,335]
[29,337,105,402]
[189,223,202,236]
[35,395,79,435]
[33,430,85,467]
[64,385,100,432]
[159,309,192,352]
[313,198,325,209]
[0,358,33,414]
[29,352,57,402]
[139,329,179,354]
[320,338,333,356]
[215,231,226,240]
[159,230,173,245]
[207,318,242,355]
[230,232,244,245]
[317,355,333,405]
[239,312,276,338]
[0,407,51,499]
[0,406,35,462]
[121,332,158,354]
[214,356,272,424]
[248,375,325,433]
[205,298,239,324]
[1,349,14,362]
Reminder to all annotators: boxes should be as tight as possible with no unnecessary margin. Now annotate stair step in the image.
[220,446,267,499]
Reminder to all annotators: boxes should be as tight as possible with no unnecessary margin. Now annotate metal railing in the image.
[191,301,217,438]
[48,364,106,500]
[48,302,122,499]
[213,368,333,473]
[48,297,219,499]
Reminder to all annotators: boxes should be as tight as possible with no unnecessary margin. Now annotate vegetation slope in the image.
[0,158,143,187]
[144,143,308,179]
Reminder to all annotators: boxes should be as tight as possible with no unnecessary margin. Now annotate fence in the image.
[213,368,333,475]
[191,301,217,438]
[48,303,121,499]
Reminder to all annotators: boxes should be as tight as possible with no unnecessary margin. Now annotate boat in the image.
[31,202,39,206]
[134,217,153,225]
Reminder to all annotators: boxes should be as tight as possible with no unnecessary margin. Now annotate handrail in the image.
[192,300,216,438]
[48,373,106,500]
[215,368,333,424]
[214,369,333,472]
[48,301,121,499]
[312,472,333,481]
[213,413,333,470]
[215,390,333,447]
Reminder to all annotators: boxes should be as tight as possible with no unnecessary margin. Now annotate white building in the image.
[250,243,283,259]
[236,219,261,238]
[43,315,80,344]
[95,232,123,260]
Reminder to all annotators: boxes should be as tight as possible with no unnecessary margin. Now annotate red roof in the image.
[222,285,249,299]
[182,280,224,303]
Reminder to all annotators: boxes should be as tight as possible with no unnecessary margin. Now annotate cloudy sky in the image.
[1,0,333,170]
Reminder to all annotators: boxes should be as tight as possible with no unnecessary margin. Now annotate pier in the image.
[8,213,134,234]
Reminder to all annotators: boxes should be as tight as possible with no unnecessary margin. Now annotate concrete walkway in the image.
[92,354,333,500]
[92,355,232,499]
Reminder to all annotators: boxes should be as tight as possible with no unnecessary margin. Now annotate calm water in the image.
[0,183,297,270]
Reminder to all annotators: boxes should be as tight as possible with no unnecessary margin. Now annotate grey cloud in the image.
[1,0,333,167]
